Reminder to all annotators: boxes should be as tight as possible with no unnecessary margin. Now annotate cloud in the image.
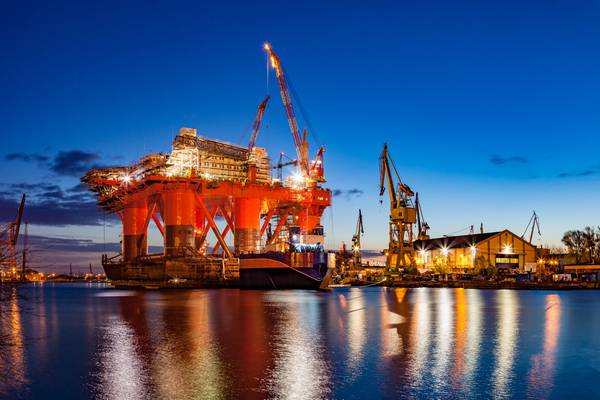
[50,150,101,176]
[5,150,103,177]
[27,234,121,253]
[557,169,596,178]
[5,152,50,163]
[332,188,364,200]
[0,183,116,226]
[490,155,529,165]
[66,183,89,193]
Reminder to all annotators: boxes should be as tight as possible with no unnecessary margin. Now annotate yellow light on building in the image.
[503,244,513,254]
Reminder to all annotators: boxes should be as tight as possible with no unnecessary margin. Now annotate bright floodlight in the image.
[122,174,132,184]
[503,244,512,254]
[291,171,304,184]
[441,246,449,256]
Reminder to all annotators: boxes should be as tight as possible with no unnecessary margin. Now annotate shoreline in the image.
[381,280,600,290]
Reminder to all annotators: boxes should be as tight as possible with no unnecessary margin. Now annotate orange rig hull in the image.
[83,128,333,289]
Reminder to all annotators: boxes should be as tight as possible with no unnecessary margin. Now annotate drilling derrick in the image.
[82,46,332,289]
[379,144,417,269]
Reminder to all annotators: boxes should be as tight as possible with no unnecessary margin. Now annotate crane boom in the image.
[248,96,270,150]
[379,144,397,207]
[522,210,541,243]
[12,193,26,246]
[264,43,309,175]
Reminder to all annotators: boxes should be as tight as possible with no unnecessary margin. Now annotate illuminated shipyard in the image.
[82,44,333,289]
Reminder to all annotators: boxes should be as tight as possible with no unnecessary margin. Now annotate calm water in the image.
[1,284,599,399]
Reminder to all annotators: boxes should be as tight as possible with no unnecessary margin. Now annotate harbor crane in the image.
[415,192,430,240]
[522,210,541,243]
[351,209,364,267]
[247,96,270,150]
[274,152,298,181]
[0,193,26,272]
[264,43,325,182]
[379,144,417,269]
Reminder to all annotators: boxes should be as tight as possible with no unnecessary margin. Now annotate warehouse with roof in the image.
[413,229,537,273]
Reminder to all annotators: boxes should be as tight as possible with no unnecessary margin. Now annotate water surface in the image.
[1,283,599,399]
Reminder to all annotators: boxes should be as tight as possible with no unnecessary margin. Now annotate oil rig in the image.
[82,44,333,289]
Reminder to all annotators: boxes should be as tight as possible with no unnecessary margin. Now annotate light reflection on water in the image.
[2,284,600,399]
[406,288,431,389]
[493,290,519,399]
[527,294,561,399]
[0,288,27,396]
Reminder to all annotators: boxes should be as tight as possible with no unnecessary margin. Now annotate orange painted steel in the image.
[161,188,196,254]
[260,209,276,237]
[235,198,261,229]
[195,194,233,258]
[268,213,288,245]
[122,201,149,260]
[234,197,261,253]
[162,188,196,226]
[152,211,165,237]
[122,202,149,235]
[88,173,331,258]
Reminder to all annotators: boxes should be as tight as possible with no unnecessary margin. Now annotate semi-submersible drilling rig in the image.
[82,44,333,289]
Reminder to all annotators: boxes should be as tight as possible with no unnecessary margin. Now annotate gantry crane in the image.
[351,209,364,267]
[247,96,270,150]
[379,144,417,269]
[415,192,430,240]
[264,43,325,183]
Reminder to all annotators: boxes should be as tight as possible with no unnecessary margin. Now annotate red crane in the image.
[248,96,270,150]
[264,43,310,176]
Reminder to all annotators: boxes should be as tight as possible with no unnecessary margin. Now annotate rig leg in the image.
[162,188,196,256]
[122,201,149,261]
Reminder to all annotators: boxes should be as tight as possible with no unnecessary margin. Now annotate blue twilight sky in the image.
[2,0,600,269]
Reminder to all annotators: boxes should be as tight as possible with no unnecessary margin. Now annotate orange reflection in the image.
[451,289,467,388]
[463,289,482,392]
[0,288,27,396]
[406,288,431,387]
[527,294,561,398]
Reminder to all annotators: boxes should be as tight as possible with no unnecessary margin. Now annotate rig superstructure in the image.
[82,45,333,289]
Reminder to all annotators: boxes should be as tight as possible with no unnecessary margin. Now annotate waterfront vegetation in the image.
[561,226,600,264]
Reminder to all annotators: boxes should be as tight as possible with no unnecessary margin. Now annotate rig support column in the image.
[162,188,196,256]
[299,205,320,234]
[194,211,205,250]
[122,202,149,261]
[234,197,261,254]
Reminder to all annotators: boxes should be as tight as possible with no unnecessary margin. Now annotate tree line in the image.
[562,227,600,264]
